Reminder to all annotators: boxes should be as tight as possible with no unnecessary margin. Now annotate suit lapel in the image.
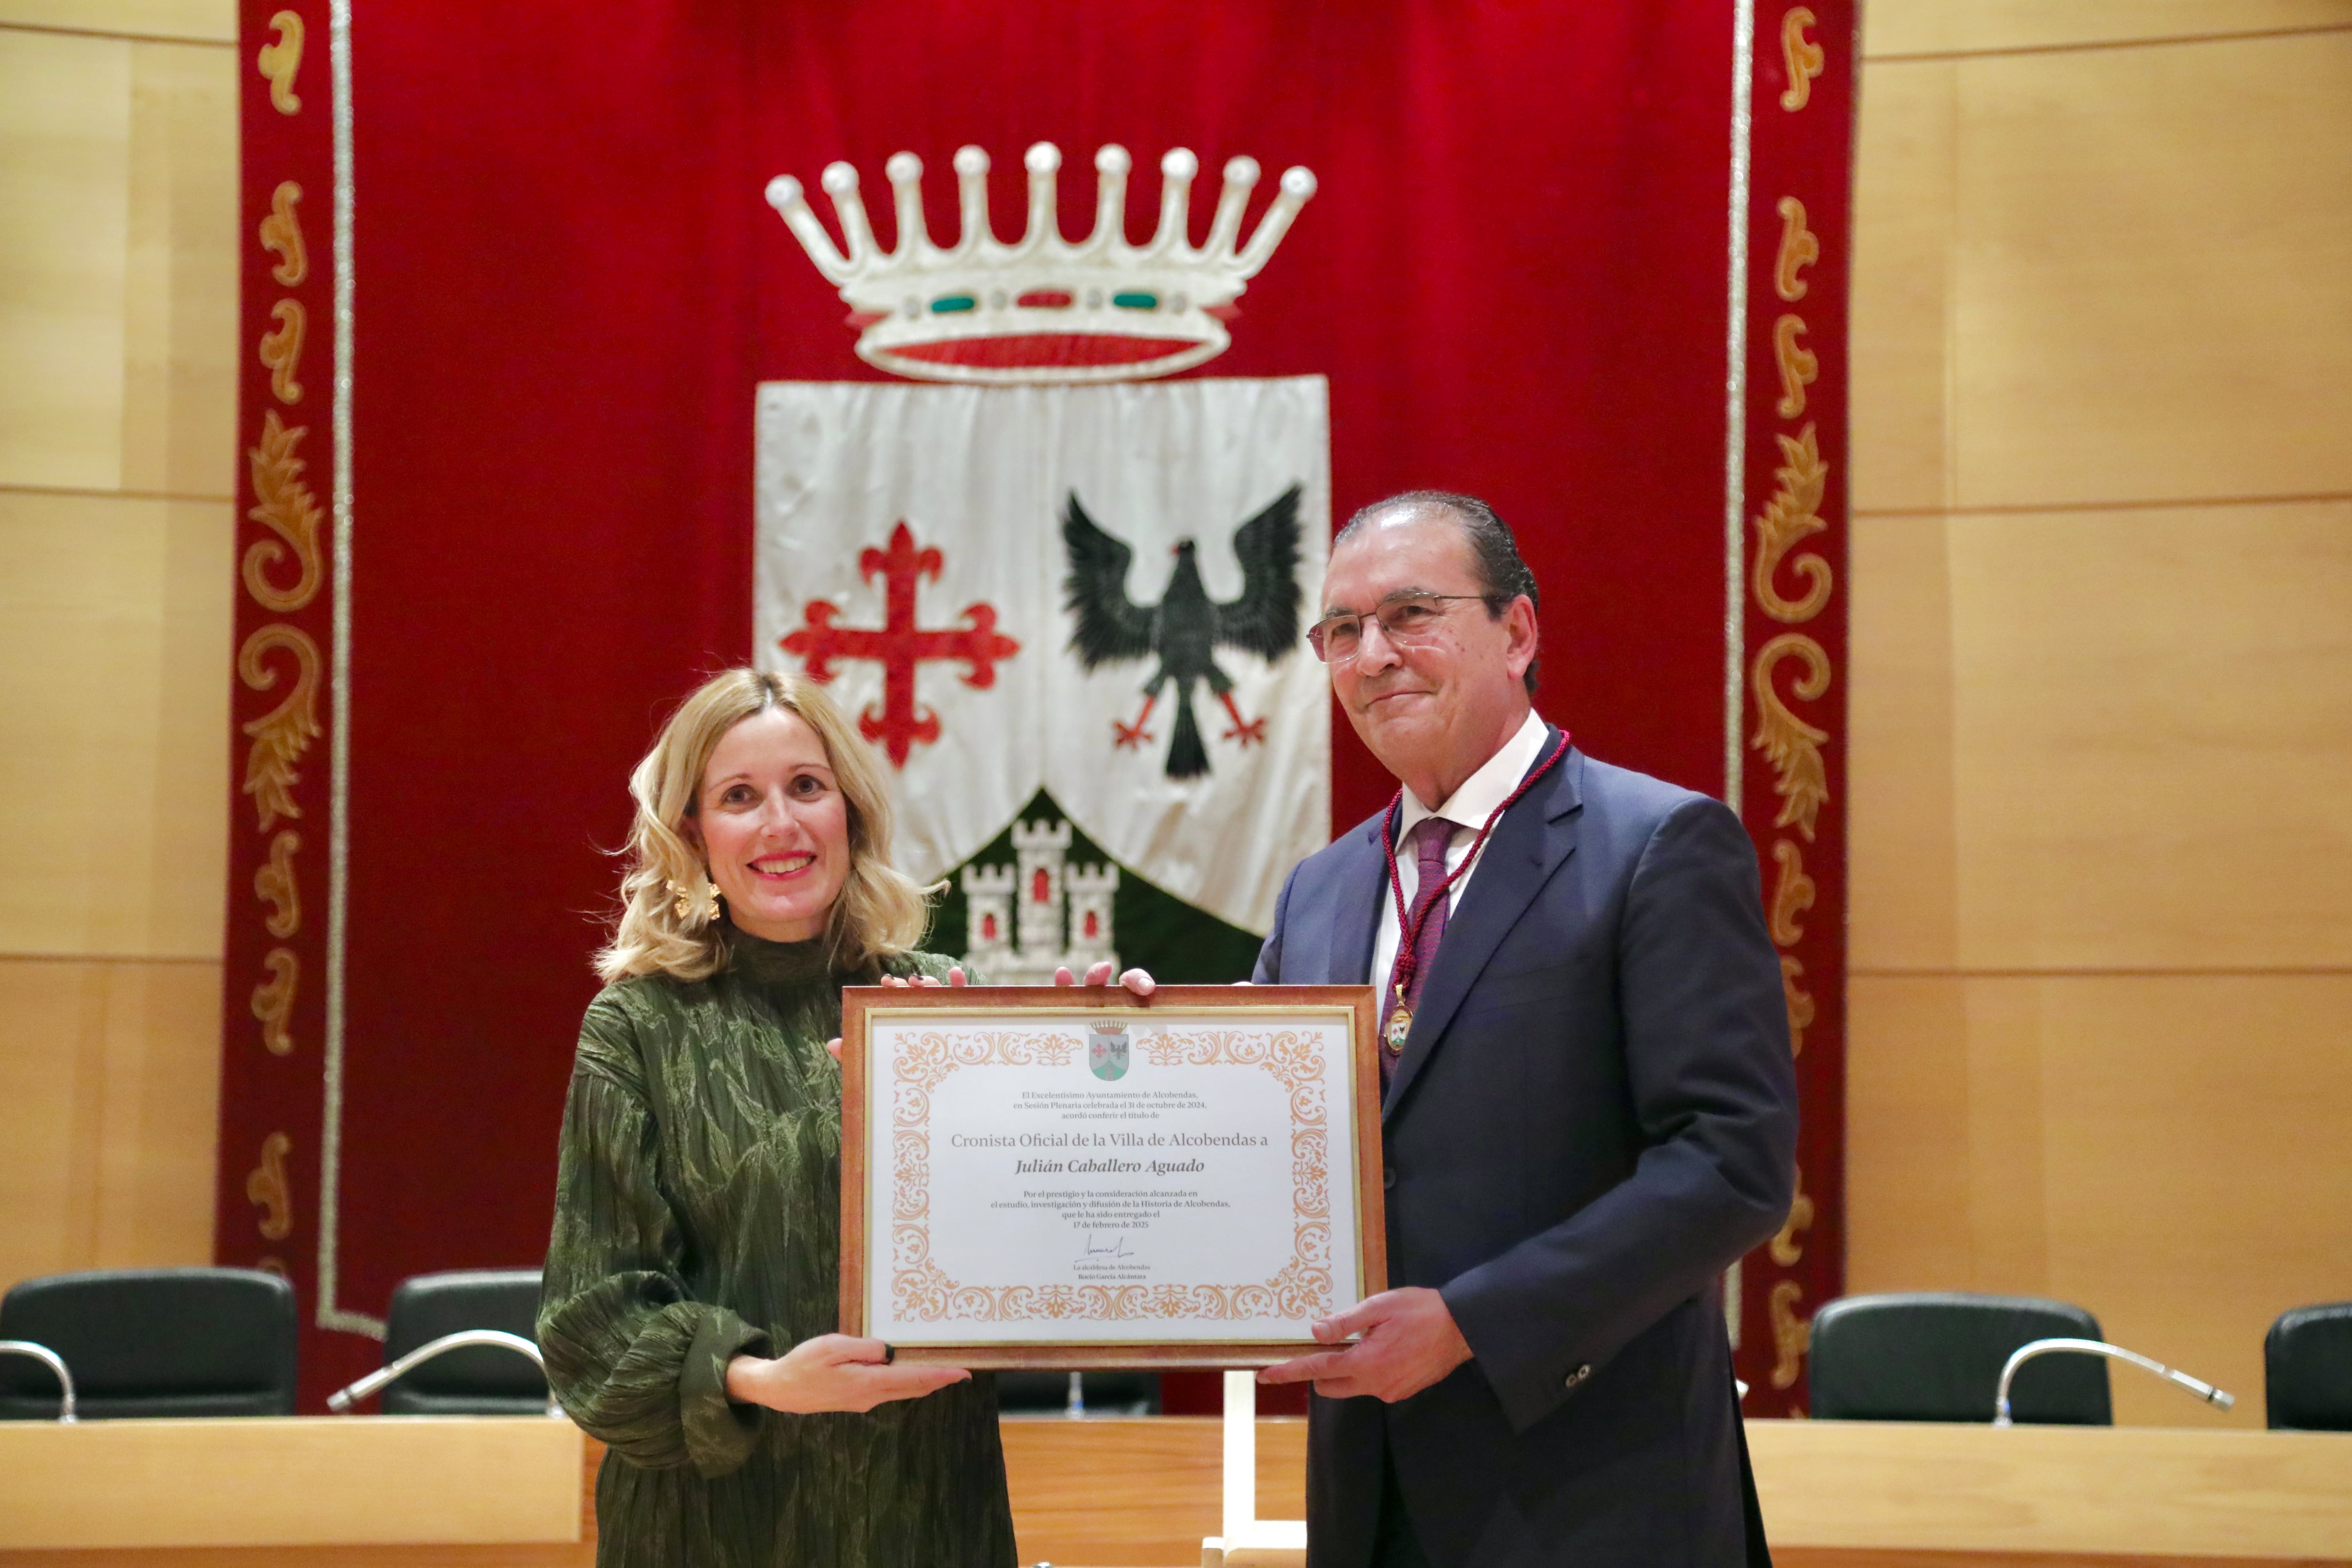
[1382,738,1583,1120]
[1319,815,1388,985]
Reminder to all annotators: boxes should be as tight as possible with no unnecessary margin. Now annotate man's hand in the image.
[1257,1288,1472,1403]
[725,1335,968,1414]
[1053,959,1155,996]
[827,966,969,1061]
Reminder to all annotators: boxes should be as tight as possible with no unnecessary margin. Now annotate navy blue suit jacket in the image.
[1253,737,1797,1567]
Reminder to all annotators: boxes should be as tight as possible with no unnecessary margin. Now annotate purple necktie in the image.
[1382,816,1457,1088]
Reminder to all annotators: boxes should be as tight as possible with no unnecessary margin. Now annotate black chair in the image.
[2266,1302,2352,1431]
[1808,1291,2112,1424]
[378,1268,549,1415]
[0,1267,297,1420]
[996,1370,1161,1417]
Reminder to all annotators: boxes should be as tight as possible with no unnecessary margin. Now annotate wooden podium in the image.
[3,1416,2349,1567]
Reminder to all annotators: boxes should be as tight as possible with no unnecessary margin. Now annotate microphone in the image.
[1992,1337,2234,1426]
[326,1329,564,1418]
[0,1339,76,1423]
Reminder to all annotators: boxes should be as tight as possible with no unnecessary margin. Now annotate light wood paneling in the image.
[1948,31,2352,509]
[1847,513,1960,971]
[0,27,236,498]
[1865,0,2352,60]
[1943,499,2352,971]
[1849,62,1955,514]
[0,4,234,42]
[120,39,237,498]
[0,957,221,1293]
[0,492,234,960]
[1846,973,2352,1430]
[1855,501,2352,975]
[0,29,130,490]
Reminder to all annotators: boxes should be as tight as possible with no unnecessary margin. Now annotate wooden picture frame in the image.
[840,984,1386,1368]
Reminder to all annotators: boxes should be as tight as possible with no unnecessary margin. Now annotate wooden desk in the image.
[1755,1420,2352,1566]
[3,1417,2347,1567]
[0,1416,585,1565]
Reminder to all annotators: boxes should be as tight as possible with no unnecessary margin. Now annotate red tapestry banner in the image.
[221,0,1853,1414]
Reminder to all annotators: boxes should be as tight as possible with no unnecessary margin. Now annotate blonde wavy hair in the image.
[596,669,931,983]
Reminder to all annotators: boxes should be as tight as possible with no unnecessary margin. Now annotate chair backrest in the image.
[381,1268,548,1415]
[0,1268,298,1420]
[2266,1302,2352,1431]
[1809,1291,2112,1424]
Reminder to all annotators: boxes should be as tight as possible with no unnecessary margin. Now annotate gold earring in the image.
[667,875,720,923]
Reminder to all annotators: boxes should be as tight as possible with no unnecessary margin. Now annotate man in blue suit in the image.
[1256,492,1798,1567]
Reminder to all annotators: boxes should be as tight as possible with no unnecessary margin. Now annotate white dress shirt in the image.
[1370,708,1554,1000]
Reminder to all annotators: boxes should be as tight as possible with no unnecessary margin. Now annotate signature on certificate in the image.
[1077,1231,1136,1262]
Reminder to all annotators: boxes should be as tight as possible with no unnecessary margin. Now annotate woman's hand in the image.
[724,1336,968,1414]
[1054,959,1156,996]
[827,966,968,1061]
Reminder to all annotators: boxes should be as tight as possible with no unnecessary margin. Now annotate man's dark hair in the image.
[1334,489,1541,694]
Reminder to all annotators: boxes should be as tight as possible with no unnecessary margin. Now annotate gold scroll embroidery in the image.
[1752,422,1831,623]
[1780,7,1824,112]
[1770,1162,1815,1266]
[1780,954,1814,1055]
[243,410,324,613]
[1769,1280,1811,1389]
[1773,196,1819,302]
[1773,314,1818,419]
[259,300,306,405]
[257,11,304,115]
[247,1132,294,1240]
[1769,840,1815,947]
[238,623,322,832]
[256,829,301,938]
[1750,633,1831,841]
[260,182,307,286]
[253,948,298,1056]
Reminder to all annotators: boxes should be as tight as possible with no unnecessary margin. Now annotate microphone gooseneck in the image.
[326,1328,563,1418]
[0,1339,76,1423]
[1992,1337,2234,1426]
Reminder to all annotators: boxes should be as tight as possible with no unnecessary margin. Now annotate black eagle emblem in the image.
[1061,484,1305,779]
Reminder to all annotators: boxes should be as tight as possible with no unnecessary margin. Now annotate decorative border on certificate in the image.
[841,985,1385,1367]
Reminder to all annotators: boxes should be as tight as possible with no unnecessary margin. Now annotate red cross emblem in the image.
[781,522,1020,768]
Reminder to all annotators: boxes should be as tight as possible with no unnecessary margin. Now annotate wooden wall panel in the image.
[1949,32,2352,509]
[1847,13,2352,1433]
[1849,61,1956,515]
[0,29,131,491]
[0,492,234,960]
[120,39,237,499]
[0,958,222,1290]
[1847,514,1960,973]
[1846,973,2352,1429]
[1943,499,2352,971]
[1865,0,2352,59]
[0,26,235,498]
[0,3,233,41]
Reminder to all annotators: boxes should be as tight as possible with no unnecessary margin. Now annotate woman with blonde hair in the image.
[538,669,1140,1566]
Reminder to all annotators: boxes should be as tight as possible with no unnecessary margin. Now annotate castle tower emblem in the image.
[960,818,1120,985]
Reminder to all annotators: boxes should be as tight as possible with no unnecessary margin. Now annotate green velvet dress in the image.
[537,928,1016,1568]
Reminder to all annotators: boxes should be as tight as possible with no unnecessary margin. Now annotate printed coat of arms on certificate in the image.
[839,984,1384,1366]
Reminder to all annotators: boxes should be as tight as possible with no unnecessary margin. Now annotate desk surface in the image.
[0,1417,582,1551]
[2,1415,2347,1565]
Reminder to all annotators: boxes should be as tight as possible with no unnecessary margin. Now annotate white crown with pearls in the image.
[765,142,1315,385]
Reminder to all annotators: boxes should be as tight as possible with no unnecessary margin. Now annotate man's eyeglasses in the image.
[1306,594,1486,664]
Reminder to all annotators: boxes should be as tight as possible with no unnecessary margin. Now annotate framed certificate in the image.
[839,984,1385,1367]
